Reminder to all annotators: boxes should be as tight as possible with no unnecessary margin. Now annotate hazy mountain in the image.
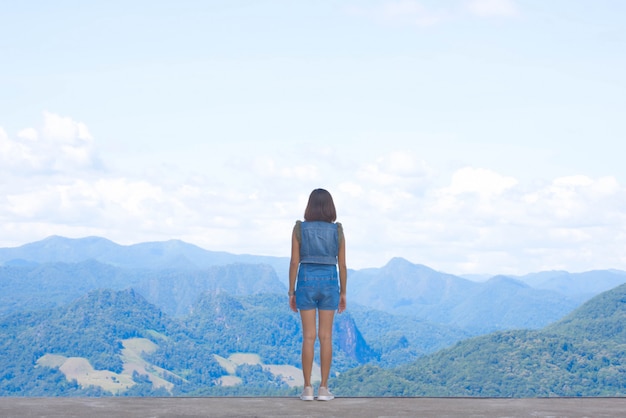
[349,258,581,334]
[350,257,475,314]
[134,263,286,317]
[0,235,291,282]
[517,269,626,302]
[0,260,144,316]
[331,283,626,397]
[0,260,286,317]
[3,236,626,336]
[448,275,578,333]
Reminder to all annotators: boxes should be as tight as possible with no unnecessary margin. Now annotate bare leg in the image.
[299,309,317,387]
[318,309,335,388]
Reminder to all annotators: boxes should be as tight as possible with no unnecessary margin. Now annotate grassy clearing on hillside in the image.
[36,354,66,369]
[120,338,178,392]
[213,352,320,388]
[59,356,135,393]
[38,354,134,393]
[38,345,319,393]
[36,338,181,394]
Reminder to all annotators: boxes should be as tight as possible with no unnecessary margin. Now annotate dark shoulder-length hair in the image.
[304,188,337,222]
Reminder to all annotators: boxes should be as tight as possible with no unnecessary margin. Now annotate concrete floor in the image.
[1,397,626,418]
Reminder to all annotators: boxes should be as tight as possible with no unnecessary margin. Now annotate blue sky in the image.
[1,0,625,275]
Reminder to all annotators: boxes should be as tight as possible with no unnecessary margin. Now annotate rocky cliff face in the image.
[334,313,378,364]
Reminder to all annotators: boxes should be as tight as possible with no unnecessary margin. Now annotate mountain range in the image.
[1,235,625,396]
[4,236,625,336]
[0,235,291,279]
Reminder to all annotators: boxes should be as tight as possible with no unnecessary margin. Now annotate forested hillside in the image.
[331,283,626,397]
[0,289,169,396]
[0,289,412,396]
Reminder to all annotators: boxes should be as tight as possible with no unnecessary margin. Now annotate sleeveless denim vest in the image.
[299,221,338,265]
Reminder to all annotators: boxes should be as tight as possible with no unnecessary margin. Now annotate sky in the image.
[1,0,625,275]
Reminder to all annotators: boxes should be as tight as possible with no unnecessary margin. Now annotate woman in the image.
[288,188,347,401]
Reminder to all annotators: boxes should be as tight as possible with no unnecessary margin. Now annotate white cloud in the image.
[18,128,38,141]
[2,114,626,275]
[423,172,626,274]
[524,175,625,227]
[0,127,37,169]
[0,112,100,174]
[338,181,363,198]
[357,151,431,189]
[41,111,93,143]
[444,166,518,197]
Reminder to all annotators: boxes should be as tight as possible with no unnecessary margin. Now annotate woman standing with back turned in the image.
[289,188,347,401]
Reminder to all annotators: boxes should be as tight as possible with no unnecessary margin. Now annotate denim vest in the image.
[299,221,338,265]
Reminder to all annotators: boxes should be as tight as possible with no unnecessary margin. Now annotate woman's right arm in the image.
[288,227,300,312]
[337,234,347,313]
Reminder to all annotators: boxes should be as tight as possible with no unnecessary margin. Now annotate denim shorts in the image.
[295,278,340,311]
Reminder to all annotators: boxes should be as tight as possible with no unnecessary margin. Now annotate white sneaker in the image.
[300,386,314,401]
[317,386,334,401]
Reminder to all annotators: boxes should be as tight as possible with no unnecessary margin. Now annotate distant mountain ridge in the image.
[2,236,626,334]
[0,235,290,279]
[516,269,626,302]
[348,258,617,334]
[0,260,286,317]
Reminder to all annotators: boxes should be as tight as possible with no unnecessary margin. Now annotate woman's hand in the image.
[289,294,298,312]
[338,293,346,313]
